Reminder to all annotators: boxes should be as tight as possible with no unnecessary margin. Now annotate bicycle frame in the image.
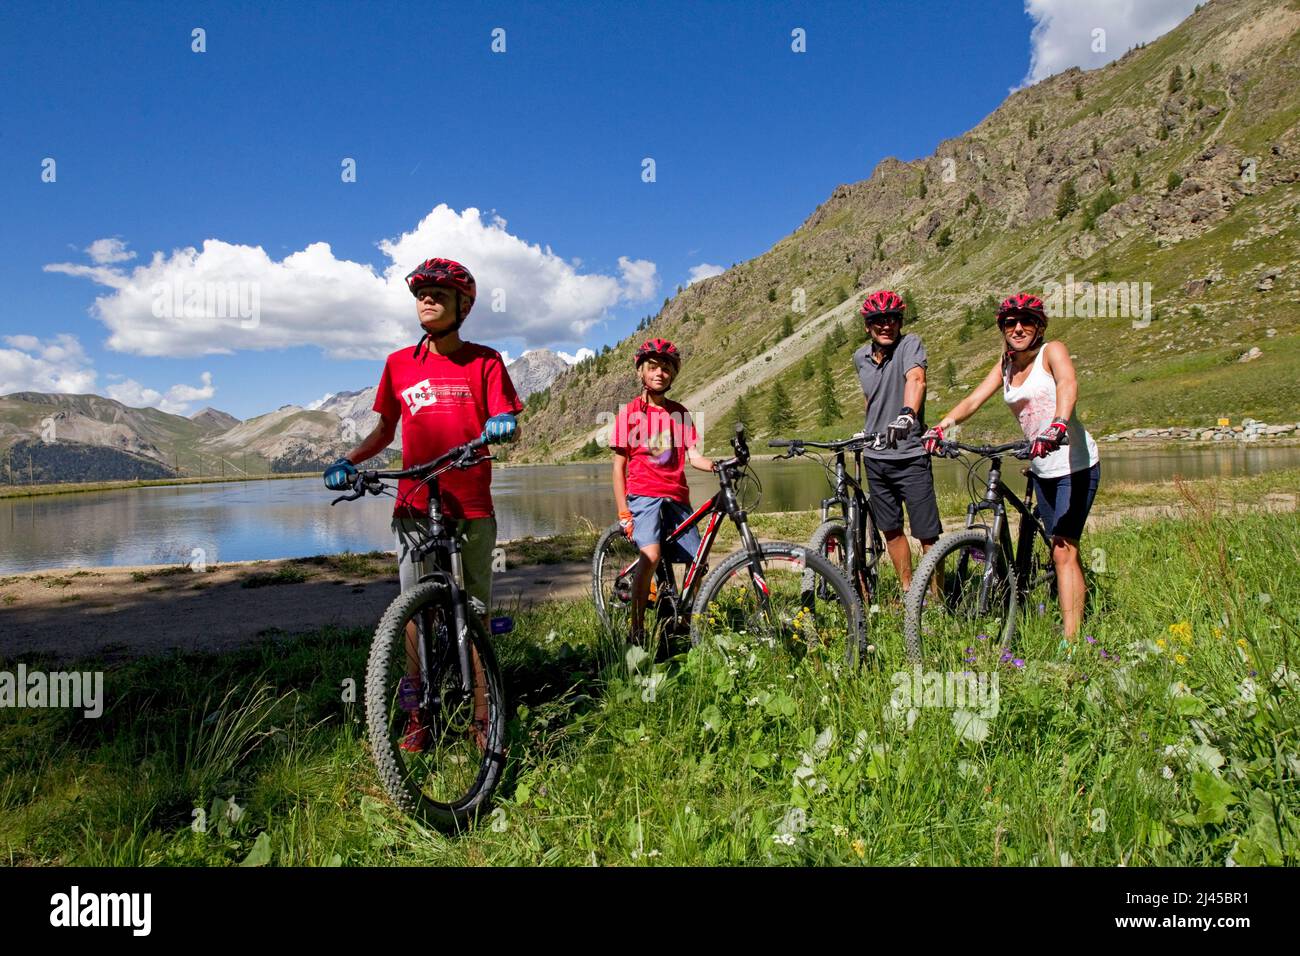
[334,441,490,698]
[614,454,765,613]
[963,453,1056,613]
[823,445,883,597]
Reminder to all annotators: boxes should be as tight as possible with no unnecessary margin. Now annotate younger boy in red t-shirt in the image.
[610,338,715,644]
[325,257,522,751]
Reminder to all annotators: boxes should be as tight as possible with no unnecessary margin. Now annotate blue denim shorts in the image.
[1030,462,1101,540]
[626,494,702,564]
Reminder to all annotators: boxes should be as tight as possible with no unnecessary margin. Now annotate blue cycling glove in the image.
[483,413,518,444]
[323,457,357,490]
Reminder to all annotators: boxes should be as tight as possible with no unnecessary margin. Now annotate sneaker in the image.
[400,711,430,753]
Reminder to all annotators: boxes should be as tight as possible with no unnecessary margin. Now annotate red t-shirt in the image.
[610,396,699,505]
[373,341,523,519]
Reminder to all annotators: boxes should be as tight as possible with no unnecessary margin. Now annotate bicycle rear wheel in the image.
[690,543,867,666]
[592,523,673,644]
[903,528,1018,667]
[365,582,506,829]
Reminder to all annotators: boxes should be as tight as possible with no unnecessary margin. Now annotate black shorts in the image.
[864,454,943,541]
[1030,462,1100,540]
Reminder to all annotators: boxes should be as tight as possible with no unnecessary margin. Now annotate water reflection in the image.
[1,444,1297,572]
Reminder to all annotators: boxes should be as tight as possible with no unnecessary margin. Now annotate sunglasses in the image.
[865,314,901,326]
[999,316,1042,331]
[414,287,452,302]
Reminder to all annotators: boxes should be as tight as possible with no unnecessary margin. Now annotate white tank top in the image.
[1002,344,1100,479]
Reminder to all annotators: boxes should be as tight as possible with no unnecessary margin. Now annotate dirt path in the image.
[2,494,1293,664]
[0,555,593,664]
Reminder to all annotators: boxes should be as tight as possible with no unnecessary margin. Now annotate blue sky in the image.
[0,0,1197,419]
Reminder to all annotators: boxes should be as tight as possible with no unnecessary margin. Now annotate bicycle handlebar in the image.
[934,434,1068,461]
[769,432,888,459]
[329,436,491,505]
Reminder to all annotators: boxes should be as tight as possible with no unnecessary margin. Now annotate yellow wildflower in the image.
[1212,627,1224,640]
[1174,654,1188,665]
[1236,638,1247,648]
[851,838,865,859]
[1169,622,1192,644]
[1155,638,1167,649]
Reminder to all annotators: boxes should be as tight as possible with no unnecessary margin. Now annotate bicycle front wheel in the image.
[903,528,1018,667]
[365,582,507,829]
[690,543,867,666]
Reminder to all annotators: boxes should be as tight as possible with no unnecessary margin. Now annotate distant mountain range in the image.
[0,348,577,483]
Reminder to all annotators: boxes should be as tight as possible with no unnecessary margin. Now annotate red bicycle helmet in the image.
[634,337,680,370]
[405,258,477,319]
[996,293,1047,331]
[860,290,906,322]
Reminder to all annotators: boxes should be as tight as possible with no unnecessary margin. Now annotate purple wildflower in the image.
[1037,602,1046,616]
[1099,649,1108,660]
[1012,658,1025,668]
[1249,669,1257,677]
[1085,634,1097,644]
[976,633,989,641]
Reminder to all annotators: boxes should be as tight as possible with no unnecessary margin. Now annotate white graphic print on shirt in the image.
[400,377,475,415]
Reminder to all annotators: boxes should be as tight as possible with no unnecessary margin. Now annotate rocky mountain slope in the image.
[513,0,1300,459]
[507,349,572,400]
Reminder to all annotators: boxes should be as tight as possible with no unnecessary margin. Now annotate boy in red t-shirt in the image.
[324,257,522,751]
[610,338,715,644]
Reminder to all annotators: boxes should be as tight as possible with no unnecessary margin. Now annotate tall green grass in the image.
[1,501,1295,866]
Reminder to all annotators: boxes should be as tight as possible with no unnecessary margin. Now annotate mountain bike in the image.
[901,436,1065,667]
[592,424,866,663]
[769,432,888,608]
[329,436,507,829]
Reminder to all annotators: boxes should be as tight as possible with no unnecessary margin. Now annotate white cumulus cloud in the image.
[44,205,658,360]
[0,334,98,395]
[617,256,659,302]
[87,237,136,265]
[557,348,596,365]
[104,371,215,415]
[1020,0,1200,88]
[687,263,726,286]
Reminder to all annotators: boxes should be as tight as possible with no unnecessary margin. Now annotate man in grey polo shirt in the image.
[851,290,942,598]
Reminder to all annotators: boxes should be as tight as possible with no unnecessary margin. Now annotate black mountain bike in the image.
[329,436,507,829]
[770,432,888,608]
[592,425,866,663]
[902,436,1064,666]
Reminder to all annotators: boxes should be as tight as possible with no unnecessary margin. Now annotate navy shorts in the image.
[1030,462,1101,540]
[626,494,702,564]
[864,454,943,542]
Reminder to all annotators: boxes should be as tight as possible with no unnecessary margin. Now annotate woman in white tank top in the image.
[921,294,1101,645]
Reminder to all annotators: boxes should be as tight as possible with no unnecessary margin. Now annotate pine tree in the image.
[945,358,958,390]
[767,381,795,433]
[1131,170,1141,189]
[767,287,777,302]
[901,290,919,322]
[817,361,841,426]
[1054,179,1079,220]
[918,178,928,199]
[801,356,815,381]
[732,390,750,430]
[781,314,794,337]
[1168,65,1183,93]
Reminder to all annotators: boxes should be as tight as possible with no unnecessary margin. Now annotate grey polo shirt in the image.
[852,332,928,460]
